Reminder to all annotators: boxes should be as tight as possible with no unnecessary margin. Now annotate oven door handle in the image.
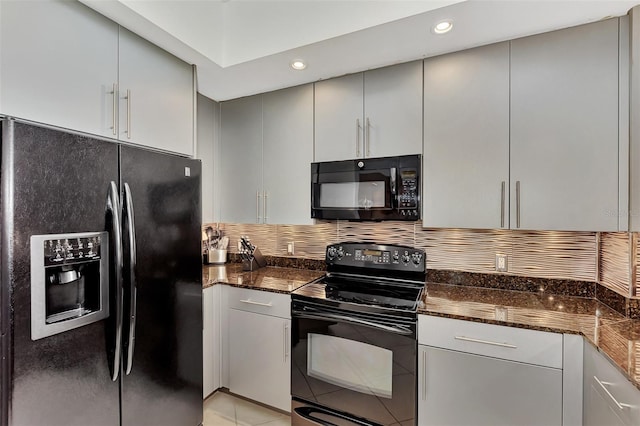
[293,310,414,336]
[294,405,371,426]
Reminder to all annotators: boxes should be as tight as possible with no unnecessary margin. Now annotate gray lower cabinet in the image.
[314,61,422,162]
[225,287,291,412]
[423,42,510,229]
[510,17,624,231]
[219,85,313,225]
[583,342,640,426]
[418,315,569,426]
[418,345,563,426]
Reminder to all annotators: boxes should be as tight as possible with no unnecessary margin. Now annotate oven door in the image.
[291,301,417,426]
[311,160,396,221]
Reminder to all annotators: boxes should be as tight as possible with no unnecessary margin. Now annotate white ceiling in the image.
[80,0,640,102]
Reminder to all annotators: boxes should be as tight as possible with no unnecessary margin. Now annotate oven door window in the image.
[307,333,392,398]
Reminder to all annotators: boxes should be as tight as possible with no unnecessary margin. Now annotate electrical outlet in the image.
[495,306,508,321]
[495,254,508,272]
[287,242,295,255]
[237,240,242,252]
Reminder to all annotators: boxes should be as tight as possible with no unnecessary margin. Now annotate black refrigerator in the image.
[0,119,203,426]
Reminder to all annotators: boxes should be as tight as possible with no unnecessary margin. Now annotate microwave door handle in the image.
[390,167,397,195]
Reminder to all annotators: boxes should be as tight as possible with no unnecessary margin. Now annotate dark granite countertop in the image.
[202,264,323,294]
[421,282,640,390]
[202,264,640,390]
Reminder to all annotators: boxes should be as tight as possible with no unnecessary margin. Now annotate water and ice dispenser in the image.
[30,232,109,340]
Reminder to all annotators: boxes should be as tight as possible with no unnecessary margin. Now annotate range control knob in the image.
[327,247,338,260]
[336,247,345,259]
[401,253,410,264]
[412,252,423,265]
[393,253,400,262]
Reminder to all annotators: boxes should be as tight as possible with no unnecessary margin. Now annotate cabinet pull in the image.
[454,335,517,349]
[356,119,361,157]
[594,376,630,410]
[283,323,289,362]
[515,181,521,228]
[239,299,273,307]
[500,181,506,228]
[263,191,268,224]
[110,83,118,136]
[125,89,132,139]
[365,118,371,157]
[256,191,262,223]
[421,349,427,400]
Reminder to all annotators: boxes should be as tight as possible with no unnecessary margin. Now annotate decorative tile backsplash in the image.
[204,221,639,300]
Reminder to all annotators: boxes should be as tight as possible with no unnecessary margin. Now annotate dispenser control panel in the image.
[43,236,102,266]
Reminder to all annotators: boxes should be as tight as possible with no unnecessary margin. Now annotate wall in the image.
[196,93,219,223]
[204,221,639,299]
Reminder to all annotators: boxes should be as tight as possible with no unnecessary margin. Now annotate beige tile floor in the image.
[204,391,291,426]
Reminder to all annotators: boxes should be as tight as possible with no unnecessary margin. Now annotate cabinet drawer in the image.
[418,315,562,368]
[584,342,640,426]
[226,286,290,319]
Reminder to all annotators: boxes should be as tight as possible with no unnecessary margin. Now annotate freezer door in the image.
[1,120,120,426]
[119,145,202,426]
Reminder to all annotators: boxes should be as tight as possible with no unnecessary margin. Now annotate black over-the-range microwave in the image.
[311,154,421,221]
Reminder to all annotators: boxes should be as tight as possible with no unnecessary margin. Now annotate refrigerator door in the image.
[119,145,202,426]
[1,120,121,426]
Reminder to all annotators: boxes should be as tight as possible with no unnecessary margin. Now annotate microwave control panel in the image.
[397,168,419,217]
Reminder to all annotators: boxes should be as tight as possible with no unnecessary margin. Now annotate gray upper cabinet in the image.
[219,95,263,224]
[118,28,194,156]
[510,18,623,231]
[263,85,314,225]
[0,1,194,157]
[423,42,510,229]
[314,62,422,162]
[0,0,118,137]
[219,85,314,225]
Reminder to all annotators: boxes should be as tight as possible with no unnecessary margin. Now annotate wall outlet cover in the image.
[495,254,508,272]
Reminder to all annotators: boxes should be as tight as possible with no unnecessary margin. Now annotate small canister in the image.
[207,249,227,265]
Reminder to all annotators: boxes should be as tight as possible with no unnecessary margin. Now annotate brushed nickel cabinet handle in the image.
[421,349,427,400]
[593,376,630,410]
[501,181,506,228]
[454,335,517,349]
[239,299,273,307]
[125,89,132,139]
[263,191,268,224]
[110,83,117,136]
[516,180,521,228]
[256,191,261,223]
[356,118,361,157]
[365,118,371,157]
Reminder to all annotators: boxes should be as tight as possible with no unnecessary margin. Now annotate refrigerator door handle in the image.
[106,181,124,382]
[123,183,137,375]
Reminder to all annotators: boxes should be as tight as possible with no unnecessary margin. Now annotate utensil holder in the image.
[207,249,227,265]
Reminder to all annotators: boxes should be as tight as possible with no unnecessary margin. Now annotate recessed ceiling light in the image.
[433,20,453,34]
[290,59,307,70]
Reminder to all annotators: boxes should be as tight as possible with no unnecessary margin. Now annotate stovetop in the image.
[291,242,426,317]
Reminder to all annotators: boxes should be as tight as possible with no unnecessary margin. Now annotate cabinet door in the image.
[314,73,364,162]
[263,85,314,225]
[510,19,620,231]
[0,0,118,137]
[219,95,263,223]
[203,285,221,398]
[228,309,290,412]
[423,43,510,229]
[118,27,194,156]
[364,61,423,158]
[418,345,562,426]
[583,343,640,426]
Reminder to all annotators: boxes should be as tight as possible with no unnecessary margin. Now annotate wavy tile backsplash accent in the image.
[205,221,638,299]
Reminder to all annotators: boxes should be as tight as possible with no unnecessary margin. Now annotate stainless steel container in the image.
[207,249,227,265]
